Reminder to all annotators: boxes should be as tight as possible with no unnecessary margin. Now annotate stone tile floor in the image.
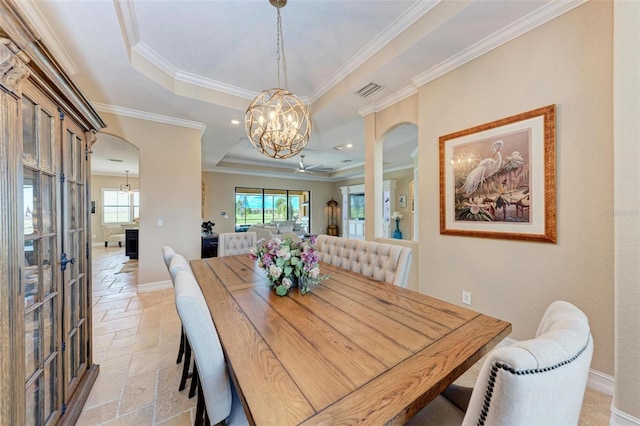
[79,246,611,425]
[78,247,196,425]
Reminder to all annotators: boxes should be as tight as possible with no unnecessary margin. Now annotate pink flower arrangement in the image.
[250,236,326,296]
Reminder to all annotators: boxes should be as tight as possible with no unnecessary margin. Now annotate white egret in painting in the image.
[460,140,504,196]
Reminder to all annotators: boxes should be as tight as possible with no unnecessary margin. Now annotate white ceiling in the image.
[20,0,580,179]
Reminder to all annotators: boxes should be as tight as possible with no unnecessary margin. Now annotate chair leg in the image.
[177,327,185,364]
[179,338,192,391]
[195,374,205,426]
[189,364,198,398]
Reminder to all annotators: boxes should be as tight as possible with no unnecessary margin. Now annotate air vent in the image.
[355,82,382,98]
[109,158,123,162]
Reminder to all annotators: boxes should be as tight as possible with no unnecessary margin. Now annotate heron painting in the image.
[439,104,557,243]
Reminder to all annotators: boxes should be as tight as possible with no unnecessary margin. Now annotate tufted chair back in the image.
[407,301,593,426]
[460,300,593,426]
[162,246,176,270]
[218,232,257,257]
[315,235,412,287]
[174,270,234,424]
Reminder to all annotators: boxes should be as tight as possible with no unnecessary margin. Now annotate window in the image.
[102,189,139,224]
[235,187,310,231]
[350,194,365,219]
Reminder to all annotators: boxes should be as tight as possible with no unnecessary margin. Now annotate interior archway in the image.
[375,123,418,240]
[90,133,140,252]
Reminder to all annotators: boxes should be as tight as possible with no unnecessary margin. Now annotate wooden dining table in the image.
[190,255,511,425]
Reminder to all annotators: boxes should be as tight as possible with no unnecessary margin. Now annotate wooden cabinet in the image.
[125,229,139,259]
[0,6,105,425]
[201,233,218,258]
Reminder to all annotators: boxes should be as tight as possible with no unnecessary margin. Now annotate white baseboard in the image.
[500,337,614,395]
[137,280,172,293]
[611,405,640,426]
[589,369,615,396]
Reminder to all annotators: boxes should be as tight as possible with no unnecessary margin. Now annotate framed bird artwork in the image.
[439,104,556,243]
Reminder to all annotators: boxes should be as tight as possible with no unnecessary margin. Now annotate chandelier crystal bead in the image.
[245,0,311,160]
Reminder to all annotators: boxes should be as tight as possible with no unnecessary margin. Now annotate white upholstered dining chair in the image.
[162,245,176,270]
[315,235,413,287]
[168,253,199,396]
[174,270,248,426]
[218,232,257,257]
[161,246,185,363]
[407,300,593,426]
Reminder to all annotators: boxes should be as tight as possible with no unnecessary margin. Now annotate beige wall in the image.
[202,172,334,235]
[613,0,640,419]
[97,112,202,286]
[89,174,139,244]
[415,1,613,376]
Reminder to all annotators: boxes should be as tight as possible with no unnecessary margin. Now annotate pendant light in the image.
[120,170,133,194]
[245,0,311,160]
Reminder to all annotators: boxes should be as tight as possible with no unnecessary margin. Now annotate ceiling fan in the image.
[294,154,325,174]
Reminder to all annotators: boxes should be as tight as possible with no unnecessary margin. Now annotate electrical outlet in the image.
[462,291,472,306]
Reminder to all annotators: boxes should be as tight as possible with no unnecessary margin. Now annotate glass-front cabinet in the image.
[0,11,105,425]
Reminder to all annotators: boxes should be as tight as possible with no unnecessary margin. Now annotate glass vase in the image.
[298,275,312,295]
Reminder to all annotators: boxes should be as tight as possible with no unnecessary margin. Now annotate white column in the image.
[612,1,640,424]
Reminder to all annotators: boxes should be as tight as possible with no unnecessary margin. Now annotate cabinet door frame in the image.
[20,78,65,426]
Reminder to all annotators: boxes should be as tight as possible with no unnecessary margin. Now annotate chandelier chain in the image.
[276,8,288,89]
[244,0,311,160]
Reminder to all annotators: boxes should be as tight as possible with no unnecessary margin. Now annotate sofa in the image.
[247,220,302,241]
[103,225,126,247]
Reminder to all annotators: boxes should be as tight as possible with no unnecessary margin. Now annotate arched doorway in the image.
[90,133,140,253]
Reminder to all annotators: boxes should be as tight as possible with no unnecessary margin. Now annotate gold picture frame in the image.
[440,105,556,243]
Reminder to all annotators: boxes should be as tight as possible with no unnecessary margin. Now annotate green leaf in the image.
[290,257,300,265]
[276,257,285,267]
[275,285,288,296]
[284,266,293,276]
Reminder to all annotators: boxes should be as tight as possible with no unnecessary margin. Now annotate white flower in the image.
[268,264,282,279]
[309,266,320,278]
[391,211,403,220]
[276,248,291,260]
[282,277,293,288]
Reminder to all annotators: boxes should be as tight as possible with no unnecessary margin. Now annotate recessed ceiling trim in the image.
[15,0,78,75]
[412,0,588,88]
[92,102,207,133]
[175,69,260,101]
[114,0,433,108]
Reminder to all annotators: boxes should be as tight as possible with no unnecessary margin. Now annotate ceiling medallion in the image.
[245,0,311,160]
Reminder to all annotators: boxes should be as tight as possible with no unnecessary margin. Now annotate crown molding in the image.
[132,41,177,77]
[207,165,334,182]
[308,0,440,103]
[412,0,588,88]
[357,0,587,116]
[92,102,206,133]
[115,0,140,53]
[13,0,78,76]
[175,69,260,101]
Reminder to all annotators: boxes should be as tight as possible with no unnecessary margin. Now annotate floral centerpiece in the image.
[250,236,326,296]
